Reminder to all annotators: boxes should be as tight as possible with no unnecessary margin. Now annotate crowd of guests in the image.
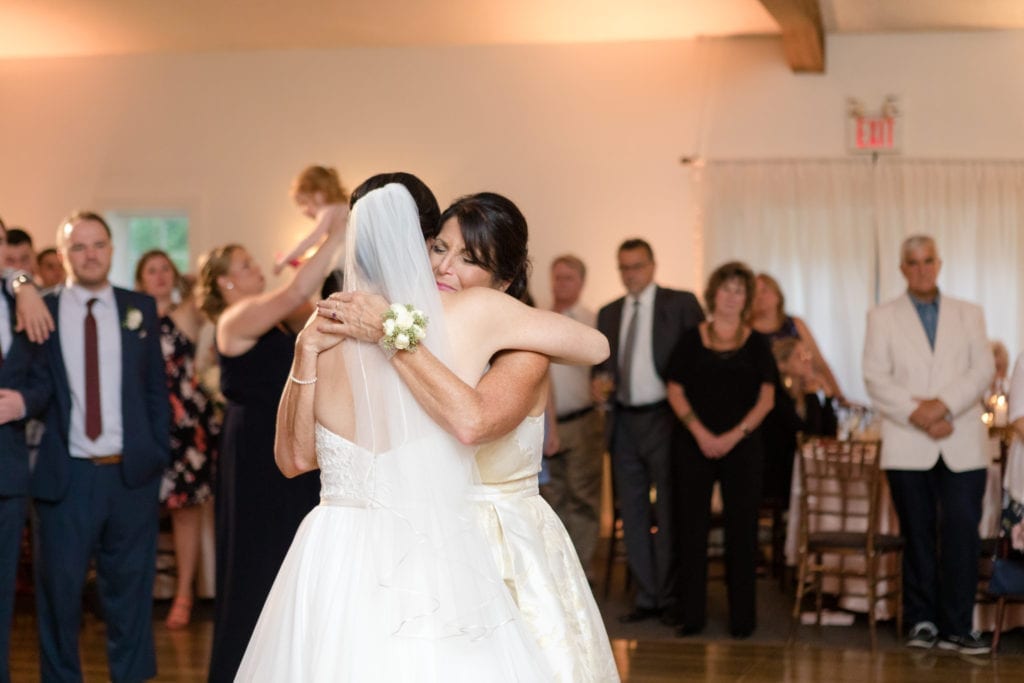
[581,232,1005,658]
[0,165,348,681]
[0,162,1015,680]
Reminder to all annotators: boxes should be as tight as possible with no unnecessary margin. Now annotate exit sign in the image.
[847,115,901,154]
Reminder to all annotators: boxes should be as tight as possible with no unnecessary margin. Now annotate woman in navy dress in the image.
[197,208,347,682]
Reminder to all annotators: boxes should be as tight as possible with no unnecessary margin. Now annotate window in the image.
[105,212,190,288]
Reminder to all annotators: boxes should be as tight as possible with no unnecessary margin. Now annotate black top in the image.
[765,314,800,345]
[210,324,320,682]
[666,327,777,433]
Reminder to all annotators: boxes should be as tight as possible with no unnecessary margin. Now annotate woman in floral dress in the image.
[136,250,219,629]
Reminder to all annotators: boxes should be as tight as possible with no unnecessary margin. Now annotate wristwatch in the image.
[11,272,37,292]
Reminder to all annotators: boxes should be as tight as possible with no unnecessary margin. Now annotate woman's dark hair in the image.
[350,172,440,239]
[134,248,187,296]
[438,192,530,302]
[704,260,756,320]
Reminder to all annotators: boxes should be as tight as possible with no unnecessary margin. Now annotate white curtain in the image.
[700,158,1024,403]
[701,160,876,402]
[874,160,1024,362]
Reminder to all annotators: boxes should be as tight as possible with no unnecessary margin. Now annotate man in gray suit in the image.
[594,238,703,622]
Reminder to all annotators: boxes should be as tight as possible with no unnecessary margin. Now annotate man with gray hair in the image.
[863,234,994,655]
[543,254,603,579]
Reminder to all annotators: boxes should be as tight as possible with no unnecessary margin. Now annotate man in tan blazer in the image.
[863,234,994,655]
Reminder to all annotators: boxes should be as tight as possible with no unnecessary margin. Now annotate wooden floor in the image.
[10,605,1024,682]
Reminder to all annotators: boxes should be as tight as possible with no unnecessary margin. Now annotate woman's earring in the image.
[224,282,234,290]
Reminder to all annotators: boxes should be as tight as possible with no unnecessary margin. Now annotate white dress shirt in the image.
[0,286,12,358]
[59,284,124,458]
[551,303,597,416]
[617,282,665,406]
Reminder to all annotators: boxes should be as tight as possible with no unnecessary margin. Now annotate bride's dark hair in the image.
[438,192,531,302]
[350,172,440,239]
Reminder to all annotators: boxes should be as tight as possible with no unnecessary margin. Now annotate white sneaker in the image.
[906,621,938,649]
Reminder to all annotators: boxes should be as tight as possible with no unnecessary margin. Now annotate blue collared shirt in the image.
[909,291,941,350]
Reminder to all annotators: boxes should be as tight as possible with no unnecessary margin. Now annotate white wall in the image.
[2,32,1023,312]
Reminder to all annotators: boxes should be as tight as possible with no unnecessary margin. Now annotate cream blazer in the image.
[862,293,994,472]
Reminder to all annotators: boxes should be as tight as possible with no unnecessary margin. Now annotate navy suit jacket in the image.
[30,287,170,502]
[0,285,50,497]
[595,285,705,386]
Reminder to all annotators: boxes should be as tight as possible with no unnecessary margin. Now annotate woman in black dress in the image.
[760,337,838,504]
[196,208,346,682]
[665,261,776,639]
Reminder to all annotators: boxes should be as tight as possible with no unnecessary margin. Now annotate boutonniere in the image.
[122,306,144,332]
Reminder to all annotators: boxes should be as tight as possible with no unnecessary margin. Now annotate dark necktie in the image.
[618,299,640,405]
[85,298,102,440]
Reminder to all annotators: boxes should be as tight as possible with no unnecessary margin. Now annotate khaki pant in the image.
[542,409,604,577]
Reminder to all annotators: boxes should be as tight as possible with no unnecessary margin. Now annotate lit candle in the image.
[994,395,1008,427]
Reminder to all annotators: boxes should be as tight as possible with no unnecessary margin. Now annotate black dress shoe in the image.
[675,624,704,637]
[659,611,680,627]
[618,607,662,623]
[730,625,754,639]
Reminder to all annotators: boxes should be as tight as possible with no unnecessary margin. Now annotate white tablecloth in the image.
[784,438,1023,632]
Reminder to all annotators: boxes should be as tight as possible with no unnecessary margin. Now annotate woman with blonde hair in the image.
[751,272,844,401]
[198,208,346,682]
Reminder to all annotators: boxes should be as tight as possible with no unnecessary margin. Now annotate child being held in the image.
[275,165,350,275]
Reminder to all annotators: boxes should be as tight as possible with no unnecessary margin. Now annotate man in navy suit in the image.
[31,211,169,682]
[594,238,703,623]
[0,221,52,683]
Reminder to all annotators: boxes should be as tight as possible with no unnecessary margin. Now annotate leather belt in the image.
[90,454,123,466]
[557,406,595,423]
[615,400,669,414]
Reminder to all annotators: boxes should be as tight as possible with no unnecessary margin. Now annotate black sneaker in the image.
[937,632,991,656]
[906,621,938,649]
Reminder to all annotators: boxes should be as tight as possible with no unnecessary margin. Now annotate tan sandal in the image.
[165,596,193,630]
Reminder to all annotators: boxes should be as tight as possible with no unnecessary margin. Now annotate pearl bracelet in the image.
[288,373,317,385]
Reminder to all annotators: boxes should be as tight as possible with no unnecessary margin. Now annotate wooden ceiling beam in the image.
[759,0,825,73]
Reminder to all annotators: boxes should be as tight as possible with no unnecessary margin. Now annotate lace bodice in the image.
[315,423,375,504]
[474,414,544,485]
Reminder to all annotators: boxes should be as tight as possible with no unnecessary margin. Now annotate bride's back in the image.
[312,295,518,440]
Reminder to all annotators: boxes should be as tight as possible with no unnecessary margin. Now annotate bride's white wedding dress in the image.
[471,415,620,682]
[235,424,552,682]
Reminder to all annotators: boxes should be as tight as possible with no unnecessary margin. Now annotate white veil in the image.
[338,185,543,672]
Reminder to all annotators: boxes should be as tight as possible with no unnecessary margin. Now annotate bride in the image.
[235,183,608,681]
[322,191,621,682]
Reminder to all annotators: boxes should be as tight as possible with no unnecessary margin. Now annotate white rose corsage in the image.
[123,306,144,331]
[379,303,428,358]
